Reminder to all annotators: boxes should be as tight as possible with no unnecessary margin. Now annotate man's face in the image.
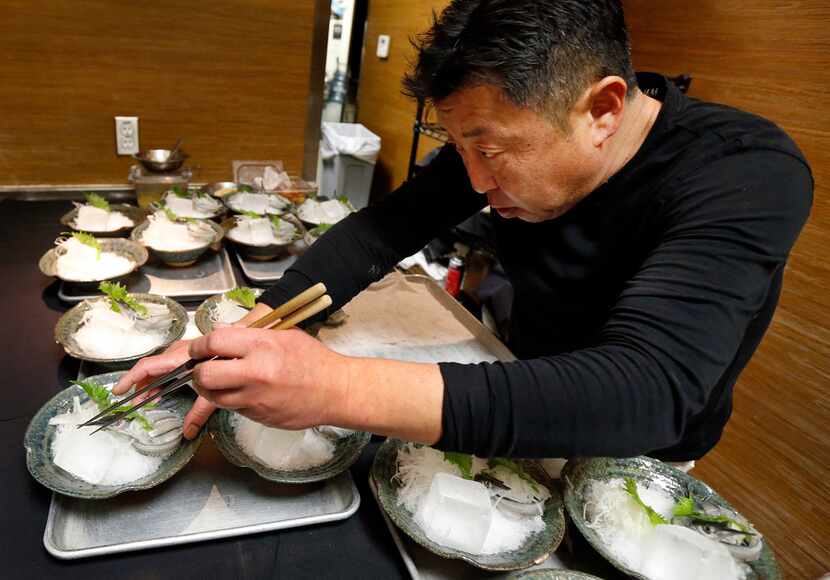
[436,84,601,222]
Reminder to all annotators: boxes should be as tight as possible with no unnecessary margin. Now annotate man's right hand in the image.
[112,302,276,440]
[111,338,217,440]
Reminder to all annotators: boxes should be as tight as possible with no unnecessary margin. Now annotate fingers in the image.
[182,396,217,439]
[190,357,254,393]
[188,327,273,361]
[112,344,190,395]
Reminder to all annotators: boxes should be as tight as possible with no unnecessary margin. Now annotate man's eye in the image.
[480,150,500,159]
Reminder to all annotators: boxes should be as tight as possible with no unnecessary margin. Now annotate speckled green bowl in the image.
[561,456,781,580]
[371,438,566,572]
[54,294,188,369]
[194,287,264,335]
[131,218,224,267]
[60,203,149,237]
[207,409,371,484]
[221,216,304,261]
[38,237,148,288]
[508,570,603,580]
[24,371,203,499]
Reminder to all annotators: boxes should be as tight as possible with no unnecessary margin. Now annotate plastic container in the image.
[319,123,380,209]
[129,165,192,208]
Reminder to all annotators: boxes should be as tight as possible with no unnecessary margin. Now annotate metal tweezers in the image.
[77,283,331,434]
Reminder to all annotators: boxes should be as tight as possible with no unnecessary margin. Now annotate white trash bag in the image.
[321,122,381,164]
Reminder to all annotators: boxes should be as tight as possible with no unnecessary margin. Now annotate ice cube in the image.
[53,427,117,484]
[248,218,274,245]
[253,426,306,465]
[417,472,493,553]
[640,524,743,580]
[76,205,110,231]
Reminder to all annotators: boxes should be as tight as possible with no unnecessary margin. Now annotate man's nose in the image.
[463,151,498,194]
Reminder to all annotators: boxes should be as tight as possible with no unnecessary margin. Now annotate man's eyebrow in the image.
[461,126,490,138]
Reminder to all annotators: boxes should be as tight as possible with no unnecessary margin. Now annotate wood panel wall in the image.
[0,0,320,187]
[624,2,830,577]
[357,0,450,197]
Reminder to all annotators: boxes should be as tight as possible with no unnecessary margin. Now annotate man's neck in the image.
[600,90,663,184]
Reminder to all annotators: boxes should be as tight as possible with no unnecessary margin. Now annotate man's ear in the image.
[583,76,628,148]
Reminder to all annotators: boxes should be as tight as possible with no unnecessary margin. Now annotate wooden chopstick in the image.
[270,294,333,330]
[248,282,327,329]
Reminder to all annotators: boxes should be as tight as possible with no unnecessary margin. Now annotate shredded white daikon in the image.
[49,397,166,485]
[210,297,250,325]
[73,300,171,359]
[233,415,335,470]
[73,205,134,232]
[55,237,135,281]
[141,212,215,251]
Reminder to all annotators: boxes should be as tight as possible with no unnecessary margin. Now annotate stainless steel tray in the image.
[43,357,360,559]
[235,249,300,285]
[44,444,360,559]
[58,248,238,303]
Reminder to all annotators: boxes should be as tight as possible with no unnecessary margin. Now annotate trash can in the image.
[319,122,381,209]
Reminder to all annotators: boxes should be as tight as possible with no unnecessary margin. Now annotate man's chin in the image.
[494,206,548,222]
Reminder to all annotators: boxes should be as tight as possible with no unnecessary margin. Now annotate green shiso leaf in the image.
[624,477,668,526]
[99,281,148,317]
[240,210,263,219]
[170,185,189,198]
[673,496,751,534]
[486,457,541,494]
[84,192,110,211]
[309,223,333,236]
[163,207,180,222]
[72,379,111,410]
[69,231,102,259]
[225,287,257,309]
[269,214,282,229]
[238,184,254,193]
[73,379,158,431]
[443,451,474,480]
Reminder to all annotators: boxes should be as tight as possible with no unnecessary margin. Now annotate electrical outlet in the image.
[377,35,390,59]
[114,116,139,155]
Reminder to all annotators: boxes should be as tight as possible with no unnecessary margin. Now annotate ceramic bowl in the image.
[562,456,781,580]
[508,571,603,580]
[221,215,304,261]
[371,438,566,572]
[194,288,265,335]
[54,294,187,369]
[38,237,148,288]
[60,203,148,237]
[131,218,224,267]
[207,409,371,484]
[24,371,204,499]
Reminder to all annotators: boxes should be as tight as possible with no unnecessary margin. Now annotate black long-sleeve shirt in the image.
[261,73,812,461]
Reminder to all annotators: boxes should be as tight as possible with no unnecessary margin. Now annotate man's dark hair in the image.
[403,0,637,128]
